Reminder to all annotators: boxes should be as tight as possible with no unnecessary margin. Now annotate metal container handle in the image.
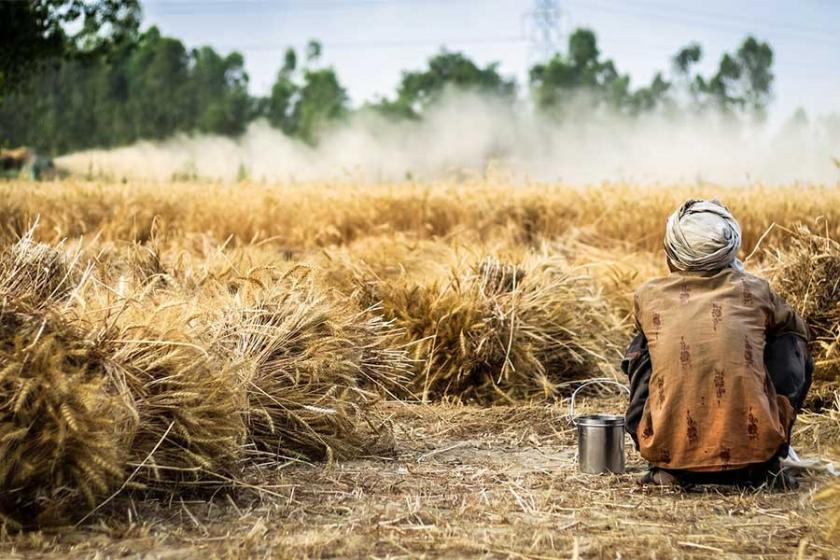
[568,378,631,425]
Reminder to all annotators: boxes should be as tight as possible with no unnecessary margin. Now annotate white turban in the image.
[664,199,743,272]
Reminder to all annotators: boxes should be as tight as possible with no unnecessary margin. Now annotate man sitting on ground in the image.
[623,199,812,488]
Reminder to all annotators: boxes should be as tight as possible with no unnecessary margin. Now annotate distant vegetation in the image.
[1,0,778,154]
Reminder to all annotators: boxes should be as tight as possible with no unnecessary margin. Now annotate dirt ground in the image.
[2,398,839,559]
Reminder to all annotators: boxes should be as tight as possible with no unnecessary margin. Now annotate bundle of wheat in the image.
[213,276,407,462]
[107,300,247,488]
[477,256,526,295]
[0,230,83,303]
[92,240,170,290]
[765,226,840,384]
[344,253,623,402]
[316,235,457,304]
[507,257,624,396]
[380,271,501,401]
[0,300,132,527]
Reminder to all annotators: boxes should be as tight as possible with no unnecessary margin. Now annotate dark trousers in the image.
[662,459,783,486]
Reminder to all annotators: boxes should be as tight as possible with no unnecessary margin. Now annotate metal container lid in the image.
[575,414,625,427]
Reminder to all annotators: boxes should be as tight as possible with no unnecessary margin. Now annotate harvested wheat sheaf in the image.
[813,393,840,541]
[330,252,623,402]
[107,300,247,488]
[0,231,132,527]
[0,231,83,303]
[212,276,409,462]
[0,230,413,526]
[0,302,131,527]
[818,482,840,540]
[766,226,840,382]
[0,242,133,527]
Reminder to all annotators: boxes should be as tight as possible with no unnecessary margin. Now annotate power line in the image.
[145,0,468,16]
[146,0,840,49]
[602,0,838,40]
[218,35,527,52]
[565,0,840,49]
[144,0,840,61]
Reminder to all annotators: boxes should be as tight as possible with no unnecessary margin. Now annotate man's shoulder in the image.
[635,269,772,297]
[729,269,772,291]
[634,275,673,298]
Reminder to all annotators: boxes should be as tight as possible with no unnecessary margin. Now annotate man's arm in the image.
[622,331,651,450]
[764,283,812,411]
[766,284,810,341]
[623,289,653,449]
[764,333,813,412]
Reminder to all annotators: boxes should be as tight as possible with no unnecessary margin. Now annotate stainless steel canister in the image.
[569,379,630,475]
[576,414,625,474]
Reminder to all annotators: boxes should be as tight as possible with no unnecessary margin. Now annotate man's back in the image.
[634,268,805,471]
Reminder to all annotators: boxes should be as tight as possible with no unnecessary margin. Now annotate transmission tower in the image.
[526,0,563,63]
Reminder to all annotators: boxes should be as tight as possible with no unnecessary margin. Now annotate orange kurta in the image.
[634,268,808,471]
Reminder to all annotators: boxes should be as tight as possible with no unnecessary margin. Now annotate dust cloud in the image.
[57,92,840,185]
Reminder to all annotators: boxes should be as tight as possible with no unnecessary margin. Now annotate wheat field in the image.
[0,178,839,557]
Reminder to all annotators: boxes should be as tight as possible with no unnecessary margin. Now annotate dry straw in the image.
[4,183,840,533]
[107,300,247,488]
[763,225,840,539]
[0,232,413,526]
[0,302,131,527]
[765,224,840,383]
[212,273,410,462]
[0,230,84,303]
[0,235,130,527]
[330,252,623,402]
[811,393,840,541]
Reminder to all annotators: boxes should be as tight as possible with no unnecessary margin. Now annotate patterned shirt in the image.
[634,268,808,471]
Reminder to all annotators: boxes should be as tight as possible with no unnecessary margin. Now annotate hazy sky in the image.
[143,0,840,123]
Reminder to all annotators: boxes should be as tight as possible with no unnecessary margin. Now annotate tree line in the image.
[0,0,776,155]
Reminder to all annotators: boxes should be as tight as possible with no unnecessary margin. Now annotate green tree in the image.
[373,50,515,119]
[628,73,672,114]
[672,36,774,116]
[262,41,349,143]
[529,29,669,117]
[191,48,252,135]
[124,27,193,140]
[729,37,774,114]
[264,48,300,135]
[0,0,140,95]
[0,25,254,153]
[294,68,348,144]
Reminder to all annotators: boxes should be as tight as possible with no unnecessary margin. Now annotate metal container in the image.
[576,414,625,474]
[569,379,630,475]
